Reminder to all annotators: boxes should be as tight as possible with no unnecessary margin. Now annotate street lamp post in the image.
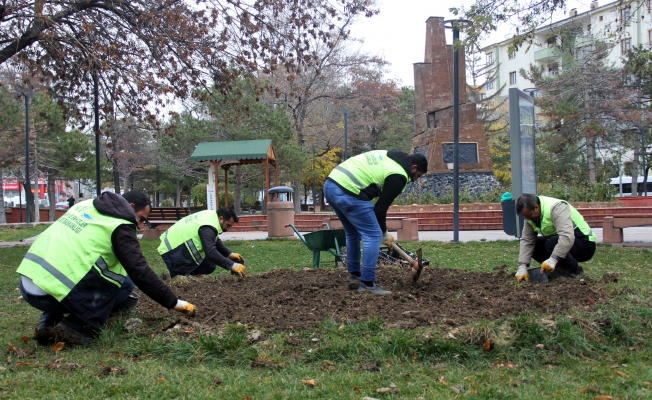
[343,110,349,161]
[443,18,472,243]
[630,125,648,196]
[17,90,35,223]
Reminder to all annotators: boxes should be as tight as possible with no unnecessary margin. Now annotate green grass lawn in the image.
[0,224,50,242]
[1,238,651,399]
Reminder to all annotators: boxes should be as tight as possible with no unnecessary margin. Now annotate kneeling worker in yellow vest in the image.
[17,191,197,346]
[158,207,246,278]
[514,193,596,281]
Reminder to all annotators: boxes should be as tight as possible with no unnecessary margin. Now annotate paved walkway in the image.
[2,227,651,248]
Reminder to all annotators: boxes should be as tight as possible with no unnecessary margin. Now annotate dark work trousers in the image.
[20,276,135,328]
[531,236,596,273]
[190,259,217,275]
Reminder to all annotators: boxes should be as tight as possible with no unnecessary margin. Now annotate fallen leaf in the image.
[536,344,545,349]
[52,342,65,353]
[354,386,362,393]
[157,376,165,381]
[438,376,448,386]
[21,336,29,344]
[594,396,613,400]
[7,341,15,352]
[15,362,30,367]
[376,388,392,393]
[641,382,651,387]
[614,370,628,378]
[0,366,5,371]
[183,329,194,334]
[507,363,514,369]
[300,379,315,387]
[483,338,491,352]
[588,298,595,305]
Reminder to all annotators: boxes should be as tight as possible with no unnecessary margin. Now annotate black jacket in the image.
[94,192,178,310]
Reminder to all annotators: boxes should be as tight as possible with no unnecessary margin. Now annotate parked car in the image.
[55,201,69,210]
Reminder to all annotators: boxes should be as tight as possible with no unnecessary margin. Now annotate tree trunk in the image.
[293,180,302,213]
[235,165,242,215]
[47,173,56,221]
[112,164,121,195]
[0,168,5,224]
[175,179,182,206]
[632,130,640,196]
[586,135,596,183]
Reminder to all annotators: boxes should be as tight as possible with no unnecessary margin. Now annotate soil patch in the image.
[136,266,607,332]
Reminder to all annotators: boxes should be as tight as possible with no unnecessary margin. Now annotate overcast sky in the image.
[348,0,594,87]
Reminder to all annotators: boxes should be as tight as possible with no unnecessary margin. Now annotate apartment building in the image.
[481,0,652,99]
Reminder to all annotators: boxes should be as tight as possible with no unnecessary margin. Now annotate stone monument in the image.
[409,17,499,197]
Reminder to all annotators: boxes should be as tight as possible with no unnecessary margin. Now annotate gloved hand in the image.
[173,299,197,317]
[228,253,245,263]
[381,231,394,247]
[515,263,529,281]
[540,257,558,274]
[230,263,247,278]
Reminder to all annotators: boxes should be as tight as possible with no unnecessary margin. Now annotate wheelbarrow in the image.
[285,223,347,268]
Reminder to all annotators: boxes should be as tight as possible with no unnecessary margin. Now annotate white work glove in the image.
[515,263,529,281]
[540,257,558,274]
[230,263,247,278]
[381,231,394,247]
[173,299,197,317]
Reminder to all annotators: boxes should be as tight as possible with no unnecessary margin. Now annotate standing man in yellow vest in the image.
[324,150,428,295]
[158,207,247,278]
[17,191,197,346]
[514,194,596,281]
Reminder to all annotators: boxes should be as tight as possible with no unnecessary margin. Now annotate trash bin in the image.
[501,192,524,237]
[267,186,295,238]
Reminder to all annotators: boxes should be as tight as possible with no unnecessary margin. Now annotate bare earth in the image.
[135,265,607,332]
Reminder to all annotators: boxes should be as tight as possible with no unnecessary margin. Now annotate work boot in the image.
[348,275,361,290]
[358,282,391,296]
[112,293,140,314]
[50,317,93,347]
[562,265,586,279]
[34,313,63,345]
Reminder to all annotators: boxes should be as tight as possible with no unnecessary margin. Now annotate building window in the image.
[649,29,652,45]
[586,24,591,33]
[548,63,559,76]
[509,71,517,85]
[621,7,631,24]
[599,15,603,21]
[486,80,495,90]
[546,36,557,47]
[486,52,494,64]
[621,37,632,55]
[508,51,516,59]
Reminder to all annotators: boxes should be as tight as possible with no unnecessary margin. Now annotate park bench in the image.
[139,207,192,240]
[324,216,419,241]
[602,214,652,243]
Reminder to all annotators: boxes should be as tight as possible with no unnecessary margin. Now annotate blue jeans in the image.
[324,179,382,282]
[20,276,135,325]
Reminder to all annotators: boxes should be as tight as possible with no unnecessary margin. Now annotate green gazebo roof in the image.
[190,139,274,162]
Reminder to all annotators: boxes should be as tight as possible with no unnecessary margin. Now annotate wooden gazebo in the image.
[190,139,278,209]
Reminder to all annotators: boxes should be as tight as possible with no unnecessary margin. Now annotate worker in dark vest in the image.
[17,191,197,346]
[324,150,428,295]
[158,207,247,278]
[515,193,596,281]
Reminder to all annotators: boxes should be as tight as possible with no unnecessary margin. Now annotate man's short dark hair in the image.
[516,193,539,215]
[122,190,151,212]
[217,206,239,223]
[410,153,428,174]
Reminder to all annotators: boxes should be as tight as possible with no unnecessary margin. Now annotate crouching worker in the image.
[17,191,197,347]
[158,207,247,279]
[514,193,596,281]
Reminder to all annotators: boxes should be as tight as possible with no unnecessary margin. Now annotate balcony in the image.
[534,46,562,62]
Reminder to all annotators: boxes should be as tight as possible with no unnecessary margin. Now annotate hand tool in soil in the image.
[378,242,430,267]
[526,267,548,283]
[285,223,346,268]
[390,242,417,268]
[412,248,425,283]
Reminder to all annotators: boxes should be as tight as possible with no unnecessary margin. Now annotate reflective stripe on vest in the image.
[327,150,409,196]
[527,196,596,242]
[24,252,75,290]
[157,210,222,265]
[17,198,132,301]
